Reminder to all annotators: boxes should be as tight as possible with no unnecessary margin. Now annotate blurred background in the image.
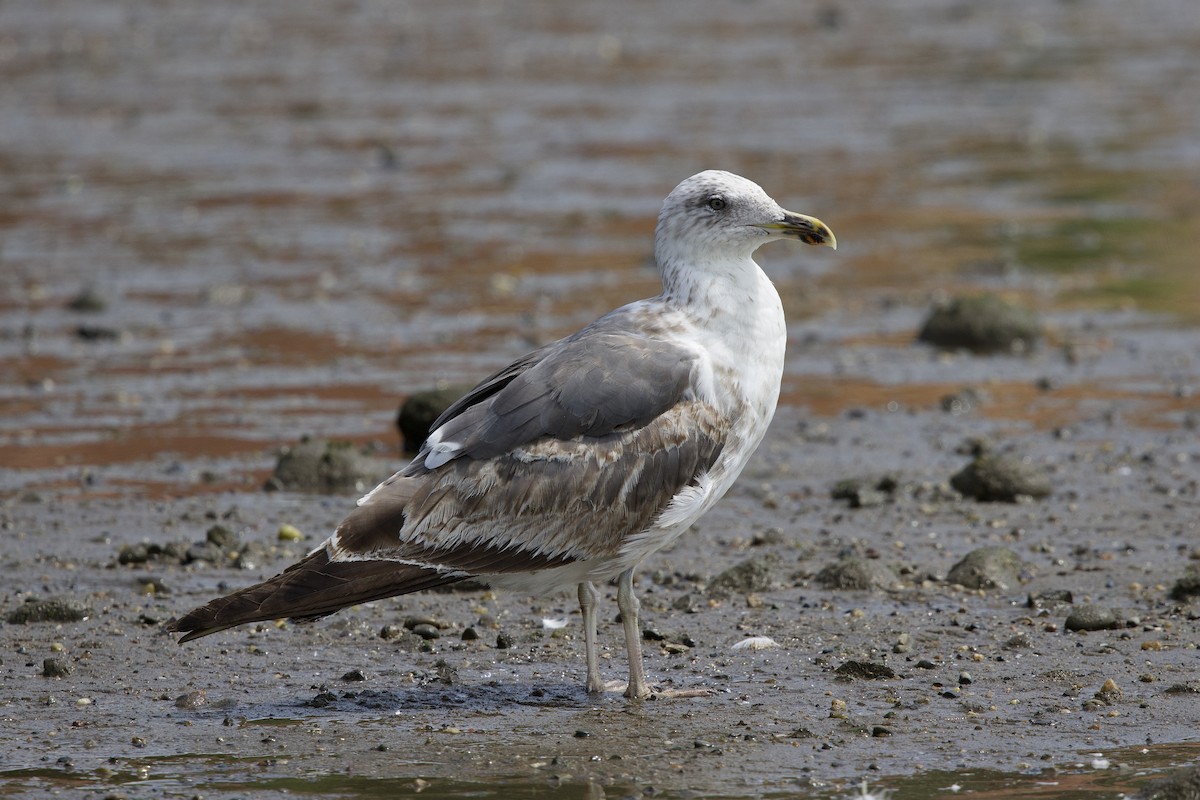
[2,0,1198,494]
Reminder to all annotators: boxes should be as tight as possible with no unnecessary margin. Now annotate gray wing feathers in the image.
[413,330,697,469]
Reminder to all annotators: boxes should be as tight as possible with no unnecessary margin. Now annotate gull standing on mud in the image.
[169,170,836,699]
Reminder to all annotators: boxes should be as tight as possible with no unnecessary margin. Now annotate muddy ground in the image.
[2,0,1200,798]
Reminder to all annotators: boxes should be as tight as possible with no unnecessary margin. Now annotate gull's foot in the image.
[583,679,630,696]
[587,678,713,699]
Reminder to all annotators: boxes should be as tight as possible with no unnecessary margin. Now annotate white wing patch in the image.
[653,472,715,531]
[617,472,715,566]
[423,440,462,469]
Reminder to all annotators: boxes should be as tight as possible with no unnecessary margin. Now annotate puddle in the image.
[4,742,1197,798]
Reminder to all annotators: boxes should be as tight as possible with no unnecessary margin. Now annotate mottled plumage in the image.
[168,170,836,699]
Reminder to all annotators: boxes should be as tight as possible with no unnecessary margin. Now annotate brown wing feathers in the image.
[169,549,467,642]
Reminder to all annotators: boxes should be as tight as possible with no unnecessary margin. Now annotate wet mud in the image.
[2,0,1199,798]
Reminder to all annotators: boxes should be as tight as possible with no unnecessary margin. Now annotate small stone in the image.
[117,543,150,565]
[66,286,108,313]
[958,671,973,685]
[460,627,479,641]
[277,523,305,542]
[496,632,514,649]
[1065,604,1118,632]
[946,546,1022,590]
[42,657,72,678]
[174,691,207,709]
[434,660,458,685]
[410,624,440,640]
[1004,633,1033,650]
[871,726,892,737]
[1028,589,1073,610]
[950,454,1052,502]
[379,625,404,641]
[402,615,442,630]
[830,478,889,508]
[340,669,367,682]
[205,524,239,549]
[1095,678,1123,703]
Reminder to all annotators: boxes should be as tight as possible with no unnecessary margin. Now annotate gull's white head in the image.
[654,170,836,284]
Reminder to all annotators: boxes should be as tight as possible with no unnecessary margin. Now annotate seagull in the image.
[168,170,836,699]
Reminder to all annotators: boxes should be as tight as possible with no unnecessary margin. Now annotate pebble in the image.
[830,478,890,508]
[1028,589,1074,610]
[277,523,305,542]
[42,657,72,678]
[205,524,239,549]
[1065,604,1119,632]
[828,698,848,719]
[410,624,440,640]
[174,691,207,709]
[1095,678,1123,703]
[66,286,108,312]
[946,546,1022,591]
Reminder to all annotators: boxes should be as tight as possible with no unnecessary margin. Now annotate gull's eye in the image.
[706,196,726,212]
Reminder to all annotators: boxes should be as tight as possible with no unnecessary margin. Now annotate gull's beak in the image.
[754,210,837,250]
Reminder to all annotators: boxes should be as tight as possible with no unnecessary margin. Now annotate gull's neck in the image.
[656,246,773,315]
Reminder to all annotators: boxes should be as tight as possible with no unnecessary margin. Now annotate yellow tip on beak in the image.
[755,211,837,250]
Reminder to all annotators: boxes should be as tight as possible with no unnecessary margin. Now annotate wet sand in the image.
[2,0,1199,797]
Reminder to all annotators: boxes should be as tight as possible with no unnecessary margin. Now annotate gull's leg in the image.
[616,568,650,699]
[577,581,604,693]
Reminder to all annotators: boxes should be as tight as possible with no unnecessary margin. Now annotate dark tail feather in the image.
[167,549,464,642]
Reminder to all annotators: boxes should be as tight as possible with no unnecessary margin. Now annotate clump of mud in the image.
[950,452,1052,501]
[265,437,388,493]
[397,385,471,452]
[917,294,1042,353]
